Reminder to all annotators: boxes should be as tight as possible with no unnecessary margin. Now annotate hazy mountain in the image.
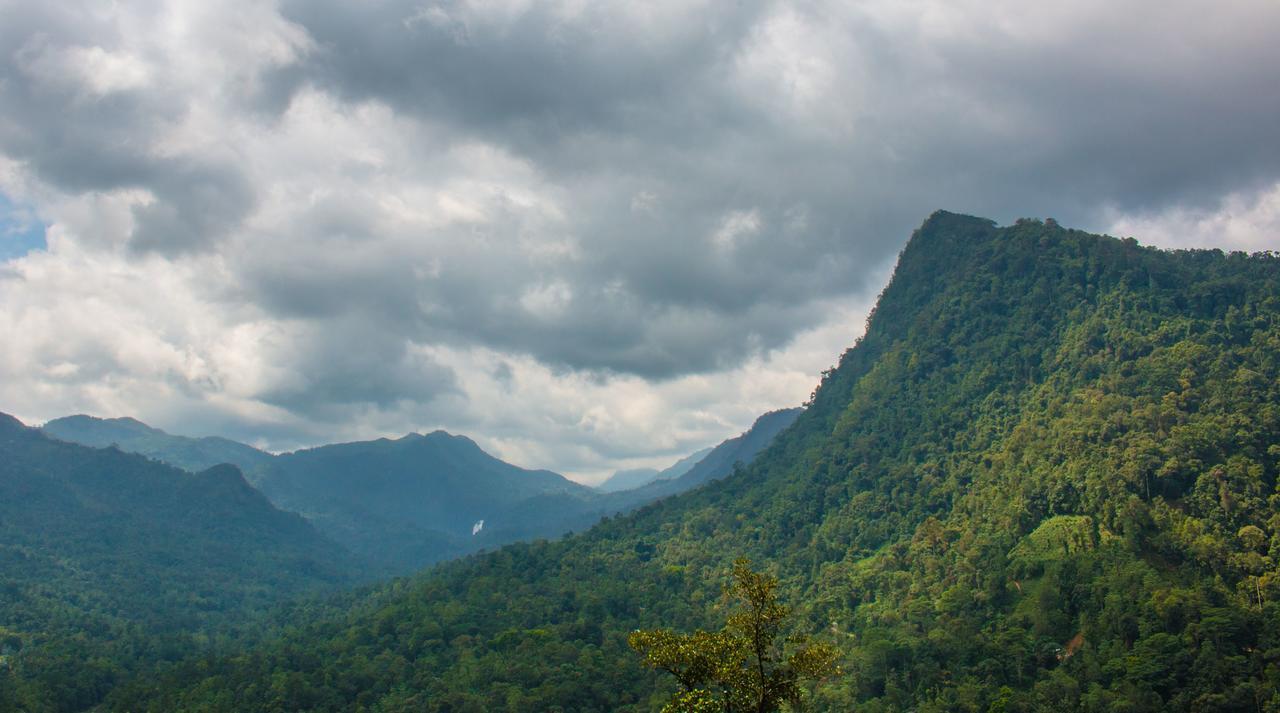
[629,408,802,499]
[0,412,357,711]
[595,446,712,493]
[473,412,805,544]
[596,467,661,493]
[129,212,1280,711]
[250,431,596,572]
[41,411,791,575]
[42,414,274,475]
[39,415,601,572]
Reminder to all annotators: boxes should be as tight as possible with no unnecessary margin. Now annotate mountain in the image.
[42,414,274,474]
[39,416,599,572]
[250,431,596,572]
[126,212,1280,712]
[596,447,713,493]
[0,412,358,712]
[629,408,802,499]
[470,412,804,546]
[596,467,662,493]
[42,412,794,575]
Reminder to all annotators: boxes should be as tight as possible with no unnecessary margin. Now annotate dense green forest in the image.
[94,212,1280,711]
[0,416,361,712]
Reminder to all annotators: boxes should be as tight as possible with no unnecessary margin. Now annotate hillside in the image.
[42,414,795,576]
[597,467,663,493]
[627,407,803,499]
[39,417,604,572]
[0,414,359,712]
[41,415,275,475]
[86,212,1280,710]
[596,447,713,493]
[251,431,596,572]
[468,410,805,548]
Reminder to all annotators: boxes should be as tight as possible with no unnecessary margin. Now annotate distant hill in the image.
[0,412,358,712]
[251,431,595,572]
[40,415,599,572]
[469,411,804,548]
[596,467,661,492]
[633,408,802,498]
[131,212,1280,711]
[42,414,274,474]
[42,412,797,575]
[595,446,713,493]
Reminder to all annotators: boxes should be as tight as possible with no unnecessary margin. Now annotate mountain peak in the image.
[0,411,28,433]
[898,211,1000,266]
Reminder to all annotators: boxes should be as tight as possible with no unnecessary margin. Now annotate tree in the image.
[629,559,840,712]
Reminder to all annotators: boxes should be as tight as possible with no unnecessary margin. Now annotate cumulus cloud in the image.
[0,0,1278,478]
[1106,181,1280,253]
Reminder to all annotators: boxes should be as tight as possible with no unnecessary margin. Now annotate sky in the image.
[1,0,1278,483]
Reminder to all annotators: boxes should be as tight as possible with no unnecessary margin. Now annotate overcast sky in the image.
[1,0,1278,482]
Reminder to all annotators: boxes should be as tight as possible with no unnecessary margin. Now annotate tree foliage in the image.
[629,559,839,712]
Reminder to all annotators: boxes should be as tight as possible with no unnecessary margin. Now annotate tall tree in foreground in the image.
[630,559,839,712]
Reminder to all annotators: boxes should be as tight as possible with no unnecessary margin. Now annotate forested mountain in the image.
[596,447,713,493]
[597,467,663,492]
[116,212,1280,712]
[250,431,596,572]
[41,413,796,575]
[0,413,358,712]
[41,415,274,475]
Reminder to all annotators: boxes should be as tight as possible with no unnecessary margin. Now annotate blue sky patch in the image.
[0,193,47,261]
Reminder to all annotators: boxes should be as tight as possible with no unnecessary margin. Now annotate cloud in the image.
[1105,181,1280,253]
[0,0,1278,477]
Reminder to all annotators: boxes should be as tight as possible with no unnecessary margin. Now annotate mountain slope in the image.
[596,447,714,493]
[41,414,275,475]
[103,213,1280,710]
[471,411,804,547]
[630,408,803,500]
[0,413,359,712]
[42,412,794,575]
[39,416,602,572]
[596,467,662,493]
[251,431,595,572]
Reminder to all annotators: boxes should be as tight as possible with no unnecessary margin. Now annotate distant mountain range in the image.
[252,431,593,571]
[595,447,712,492]
[43,414,275,474]
[622,408,803,500]
[41,407,801,574]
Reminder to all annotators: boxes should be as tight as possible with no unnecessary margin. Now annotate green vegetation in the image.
[630,559,839,712]
[11,211,1280,711]
[0,415,360,712]
[41,415,275,475]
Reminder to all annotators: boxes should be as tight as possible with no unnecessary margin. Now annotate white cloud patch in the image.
[1106,181,1280,253]
[712,209,762,251]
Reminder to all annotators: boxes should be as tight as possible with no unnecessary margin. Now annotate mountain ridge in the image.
[118,212,1280,711]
